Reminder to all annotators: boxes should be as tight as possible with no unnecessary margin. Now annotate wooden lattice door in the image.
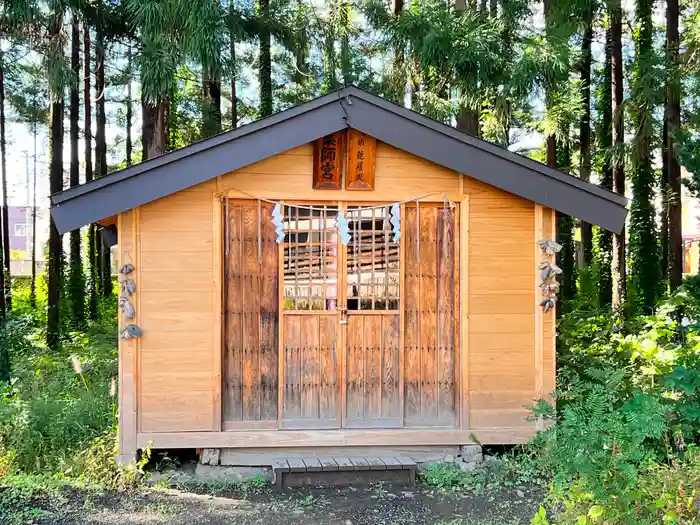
[223,201,279,429]
[280,204,342,429]
[343,206,402,428]
[224,200,459,431]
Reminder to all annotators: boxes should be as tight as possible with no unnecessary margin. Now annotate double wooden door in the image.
[223,200,458,431]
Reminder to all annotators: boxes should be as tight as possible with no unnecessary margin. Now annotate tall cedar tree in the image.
[47,8,64,350]
[629,0,660,312]
[95,16,112,298]
[69,15,86,327]
[202,72,222,138]
[594,22,614,307]
[667,0,682,289]
[294,0,310,90]
[579,3,594,265]
[661,107,669,282]
[84,23,99,319]
[611,0,626,310]
[0,55,10,311]
[259,0,273,117]
[455,0,480,136]
[30,121,37,309]
[126,46,133,166]
[322,2,339,93]
[230,0,238,128]
[340,1,352,86]
[0,53,4,378]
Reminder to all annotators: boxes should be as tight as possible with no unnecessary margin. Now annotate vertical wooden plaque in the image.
[313,132,344,189]
[345,129,376,191]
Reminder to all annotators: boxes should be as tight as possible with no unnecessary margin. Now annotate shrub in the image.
[531,289,700,524]
[0,309,118,476]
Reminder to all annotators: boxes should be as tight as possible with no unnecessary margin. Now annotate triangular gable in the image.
[50,86,627,234]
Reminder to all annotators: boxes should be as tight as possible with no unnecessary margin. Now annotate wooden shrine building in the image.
[50,87,627,465]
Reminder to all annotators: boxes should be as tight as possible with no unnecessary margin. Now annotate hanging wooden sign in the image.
[313,132,344,189]
[345,129,376,191]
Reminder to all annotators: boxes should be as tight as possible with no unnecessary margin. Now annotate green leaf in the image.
[587,505,604,519]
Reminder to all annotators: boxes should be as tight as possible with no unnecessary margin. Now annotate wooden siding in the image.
[127,137,553,445]
[465,177,537,432]
[136,181,216,433]
[218,142,461,202]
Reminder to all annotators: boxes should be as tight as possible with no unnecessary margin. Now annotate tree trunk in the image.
[579,7,593,266]
[629,0,659,312]
[596,23,614,307]
[69,15,85,327]
[95,19,112,298]
[0,66,4,320]
[455,0,480,137]
[126,46,133,167]
[146,100,168,159]
[611,0,626,311]
[667,0,682,290]
[141,95,154,161]
[30,128,37,309]
[661,102,669,283]
[47,25,64,350]
[84,23,98,320]
[202,70,222,139]
[229,0,238,128]
[0,57,10,311]
[557,140,577,306]
[340,2,352,86]
[259,0,272,117]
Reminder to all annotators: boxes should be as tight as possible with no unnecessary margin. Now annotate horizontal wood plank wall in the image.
[464,177,536,435]
[137,181,216,432]
[219,143,461,202]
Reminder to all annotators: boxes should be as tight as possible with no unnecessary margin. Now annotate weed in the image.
[300,494,314,507]
[240,473,270,494]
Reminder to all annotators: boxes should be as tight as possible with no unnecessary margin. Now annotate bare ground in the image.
[4,482,544,525]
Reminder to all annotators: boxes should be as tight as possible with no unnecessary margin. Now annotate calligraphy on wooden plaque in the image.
[345,129,376,190]
[313,132,344,189]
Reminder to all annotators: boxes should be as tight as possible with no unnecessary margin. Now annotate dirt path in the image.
[9,483,543,525]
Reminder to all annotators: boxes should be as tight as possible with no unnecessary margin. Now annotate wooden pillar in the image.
[459,196,469,429]
[533,204,544,431]
[117,210,138,464]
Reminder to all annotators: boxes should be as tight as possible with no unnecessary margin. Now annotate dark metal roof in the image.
[50,86,628,234]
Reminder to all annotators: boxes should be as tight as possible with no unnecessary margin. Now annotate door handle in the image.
[339,320,348,325]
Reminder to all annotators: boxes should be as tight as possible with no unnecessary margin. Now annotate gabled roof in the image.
[50,86,627,234]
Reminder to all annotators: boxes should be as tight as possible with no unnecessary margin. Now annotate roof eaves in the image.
[51,88,353,206]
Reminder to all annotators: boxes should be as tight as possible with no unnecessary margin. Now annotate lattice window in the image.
[283,205,339,310]
[346,206,400,310]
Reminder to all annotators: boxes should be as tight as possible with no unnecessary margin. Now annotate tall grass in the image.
[0,281,118,476]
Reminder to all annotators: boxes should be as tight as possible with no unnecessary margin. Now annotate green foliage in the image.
[530,289,700,524]
[0,304,118,475]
